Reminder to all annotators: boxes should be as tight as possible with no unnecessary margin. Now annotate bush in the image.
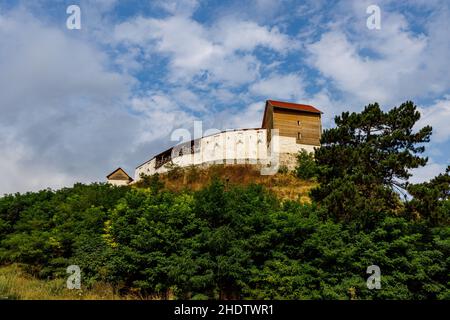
[137,173,165,194]
[186,165,201,183]
[294,150,317,180]
[164,162,184,181]
[278,165,289,174]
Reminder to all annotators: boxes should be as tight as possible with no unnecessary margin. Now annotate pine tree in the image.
[408,166,450,225]
[311,101,432,225]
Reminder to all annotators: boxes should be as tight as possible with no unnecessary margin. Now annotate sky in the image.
[0,0,449,194]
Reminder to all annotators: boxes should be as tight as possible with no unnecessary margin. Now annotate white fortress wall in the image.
[134,129,269,179]
[278,136,318,170]
[109,180,131,186]
[135,158,156,179]
[201,129,268,165]
[133,129,321,180]
[279,136,317,154]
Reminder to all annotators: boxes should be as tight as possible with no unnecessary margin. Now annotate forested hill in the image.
[0,101,449,300]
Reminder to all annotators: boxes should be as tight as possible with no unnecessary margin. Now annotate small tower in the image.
[106,167,133,186]
[261,99,322,146]
[261,100,322,169]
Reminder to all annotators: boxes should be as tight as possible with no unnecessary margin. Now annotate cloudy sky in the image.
[0,0,449,194]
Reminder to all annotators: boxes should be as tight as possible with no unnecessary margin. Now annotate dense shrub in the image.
[186,165,201,183]
[294,150,318,180]
[0,183,128,279]
[0,180,448,299]
[164,162,184,181]
[278,165,289,174]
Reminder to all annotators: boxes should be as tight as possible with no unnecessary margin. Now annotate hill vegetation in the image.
[135,164,317,203]
[0,101,448,300]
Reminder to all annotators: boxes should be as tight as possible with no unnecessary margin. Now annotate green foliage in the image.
[244,211,449,300]
[137,173,165,195]
[407,166,450,225]
[164,162,184,181]
[278,165,289,174]
[0,178,447,299]
[186,165,201,183]
[0,183,128,279]
[312,101,432,225]
[294,150,318,180]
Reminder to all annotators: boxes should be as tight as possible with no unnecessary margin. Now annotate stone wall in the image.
[135,129,268,180]
[134,129,319,181]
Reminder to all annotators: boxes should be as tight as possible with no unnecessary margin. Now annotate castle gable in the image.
[107,168,133,186]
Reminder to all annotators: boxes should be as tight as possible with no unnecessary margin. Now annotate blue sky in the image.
[0,0,449,193]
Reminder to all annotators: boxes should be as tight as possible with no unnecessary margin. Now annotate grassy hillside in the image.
[134,164,317,203]
[0,264,154,300]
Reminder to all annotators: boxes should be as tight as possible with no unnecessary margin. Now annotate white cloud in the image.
[409,161,447,184]
[307,28,426,105]
[172,88,206,112]
[0,10,142,193]
[153,0,200,17]
[306,4,450,107]
[113,14,293,86]
[224,101,266,129]
[213,19,292,53]
[417,96,450,143]
[0,128,74,194]
[250,73,305,101]
[130,92,197,145]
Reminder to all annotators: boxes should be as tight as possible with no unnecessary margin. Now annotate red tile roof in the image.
[267,100,322,114]
[262,100,322,128]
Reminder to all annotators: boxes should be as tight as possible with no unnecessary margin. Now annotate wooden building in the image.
[262,100,322,146]
[106,167,133,186]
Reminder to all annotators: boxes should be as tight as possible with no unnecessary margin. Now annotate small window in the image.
[297,132,302,140]
[297,120,301,126]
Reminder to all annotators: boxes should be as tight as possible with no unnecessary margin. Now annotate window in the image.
[297,120,301,126]
[297,132,302,140]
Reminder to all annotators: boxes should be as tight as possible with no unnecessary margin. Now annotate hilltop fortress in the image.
[107,100,322,186]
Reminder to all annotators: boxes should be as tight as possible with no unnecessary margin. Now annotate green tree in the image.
[311,101,432,225]
[407,166,450,225]
[294,150,318,180]
[137,173,165,195]
[0,183,127,278]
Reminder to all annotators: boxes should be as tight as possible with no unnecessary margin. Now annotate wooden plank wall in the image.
[262,104,274,142]
[273,108,321,146]
[109,170,130,181]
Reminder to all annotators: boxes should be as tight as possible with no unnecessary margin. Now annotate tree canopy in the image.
[311,101,433,225]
